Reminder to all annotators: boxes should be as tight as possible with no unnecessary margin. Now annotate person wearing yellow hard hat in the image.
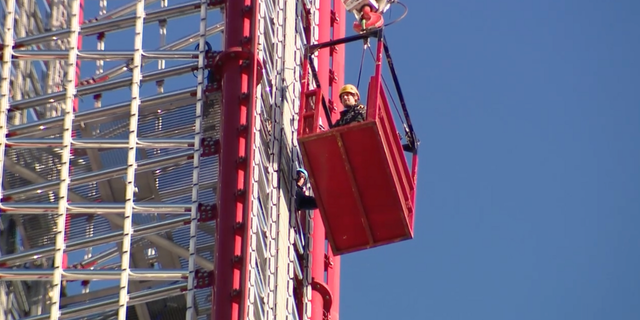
[333,84,367,127]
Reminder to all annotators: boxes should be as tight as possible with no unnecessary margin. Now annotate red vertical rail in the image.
[329,0,345,115]
[310,1,344,320]
[212,0,259,319]
[326,1,344,318]
[366,37,384,121]
[310,1,330,318]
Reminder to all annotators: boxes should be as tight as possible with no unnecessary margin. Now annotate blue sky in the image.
[339,1,640,319]
[57,0,640,319]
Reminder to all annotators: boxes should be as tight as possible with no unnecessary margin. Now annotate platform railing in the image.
[297,29,418,212]
[367,78,415,218]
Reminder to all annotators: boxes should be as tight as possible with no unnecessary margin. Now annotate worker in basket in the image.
[343,0,392,33]
[295,168,318,211]
[333,84,367,128]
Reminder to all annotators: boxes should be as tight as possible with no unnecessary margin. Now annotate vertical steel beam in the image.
[310,2,331,320]
[309,1,344,320]
[64,0,84,274]
[50,0,82,318]
[0,14,16,317]
[326,1,345,319]
[310,1,332,320]
[213,0,259,319]
[0,1,16,205]
[117,1,145,320]
[186,1,209,320]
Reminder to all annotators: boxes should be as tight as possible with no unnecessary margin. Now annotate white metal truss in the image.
[273,0,307,319]
[292,1,319,320]
[247,1,278,319]
[1,0,320,319]
[187,2,209,320]
[117,1,145,320]
[50,0,81,318]
[1,1,16,200]
[0,1,224,320]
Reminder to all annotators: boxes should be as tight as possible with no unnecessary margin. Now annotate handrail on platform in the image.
[302,28,419,192]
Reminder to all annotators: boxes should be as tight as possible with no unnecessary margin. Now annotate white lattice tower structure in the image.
[0,0,332,319]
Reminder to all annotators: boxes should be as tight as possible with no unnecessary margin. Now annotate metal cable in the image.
[356,46,366,89]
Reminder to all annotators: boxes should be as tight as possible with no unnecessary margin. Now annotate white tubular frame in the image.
[50,0,81,319]
[118,1,146,320]
[185,1,209,319]
[0,0,16,203]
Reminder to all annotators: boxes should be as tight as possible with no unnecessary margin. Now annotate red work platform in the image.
[298,76,417,255]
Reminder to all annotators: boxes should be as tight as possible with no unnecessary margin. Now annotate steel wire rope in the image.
[356,46,366,89]
[351,1,408,117]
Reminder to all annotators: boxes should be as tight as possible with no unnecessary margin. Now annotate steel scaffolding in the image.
[0,0,334,319]
[0,1,222,319]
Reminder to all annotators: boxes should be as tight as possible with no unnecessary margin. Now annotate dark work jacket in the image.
[295,184,318,211]
[333,103,366,128]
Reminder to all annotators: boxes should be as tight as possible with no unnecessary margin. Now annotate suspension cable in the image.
[366,45,405,129]
[356,46,366,89]
[382,35,419,151]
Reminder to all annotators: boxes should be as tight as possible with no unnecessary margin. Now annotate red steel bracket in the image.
[311,279,334,320]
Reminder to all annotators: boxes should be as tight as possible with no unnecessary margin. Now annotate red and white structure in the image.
[0,0,418,319]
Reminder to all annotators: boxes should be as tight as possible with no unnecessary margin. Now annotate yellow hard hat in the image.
[339,84,359,99]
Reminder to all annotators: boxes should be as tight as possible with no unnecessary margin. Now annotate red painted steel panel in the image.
[369,78,414,217]
[213,0,258,320]
[298,118,414,255]
[326,1,345,318]
[312,2,332,320]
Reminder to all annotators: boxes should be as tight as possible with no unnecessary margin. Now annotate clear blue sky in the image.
[340,1,640,320]
[70,1,640,319]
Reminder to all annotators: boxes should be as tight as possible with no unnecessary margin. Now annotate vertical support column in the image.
[309,1,331,320]
[316,1,331,127]
[298,3,318,320]
[0,1,16,204]
[326,1,344,319]
[308,1,345,320]
[272,0,298,318]
[309,200,325,320]
[50,0,81,319]
[329,0,345,116]
[186,2,209,320]
[117,2,145,320]
[213,0,260,319]
[63,0,84,283]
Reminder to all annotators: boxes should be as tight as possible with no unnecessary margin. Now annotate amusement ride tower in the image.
[0,0,418,320]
